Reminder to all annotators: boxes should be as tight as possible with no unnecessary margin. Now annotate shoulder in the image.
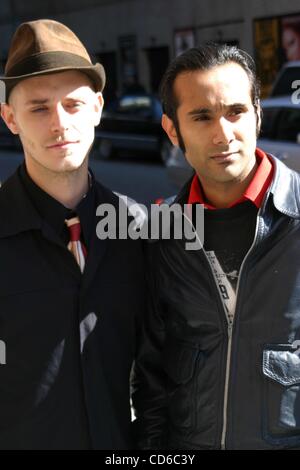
[269,156,300,218]
[0,167,24,208]
[93,180,147,229]
[113,191,148,228]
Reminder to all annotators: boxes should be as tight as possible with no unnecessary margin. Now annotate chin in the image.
[43,160,84,175]
[214,168,241,183]
[57,152,87,170]
[59,161,86,173]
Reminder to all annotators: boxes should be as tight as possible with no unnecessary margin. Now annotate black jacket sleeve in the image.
[131,241,168,449]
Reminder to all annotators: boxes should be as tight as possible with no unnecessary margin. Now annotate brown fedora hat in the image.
[1,19,106,100]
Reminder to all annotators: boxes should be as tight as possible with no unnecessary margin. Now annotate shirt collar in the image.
[188,147,274,209]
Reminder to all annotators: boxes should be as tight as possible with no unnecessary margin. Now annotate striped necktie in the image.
[65,216,87,273]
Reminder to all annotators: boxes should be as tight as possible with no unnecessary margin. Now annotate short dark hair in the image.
[160,43,261,122]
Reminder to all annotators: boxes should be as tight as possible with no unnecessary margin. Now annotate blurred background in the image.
[1,0,300,205]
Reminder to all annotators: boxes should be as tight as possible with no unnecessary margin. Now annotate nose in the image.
[212,117,235,146]
[50,103,70,134]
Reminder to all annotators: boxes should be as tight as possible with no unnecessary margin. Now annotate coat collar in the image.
[80,180,120,292]
[172,155,300,220]
[0,165,141,293]
[268,155,300,219]
[0,165,123,239]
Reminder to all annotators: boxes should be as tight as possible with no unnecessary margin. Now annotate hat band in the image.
[5,51,93,78]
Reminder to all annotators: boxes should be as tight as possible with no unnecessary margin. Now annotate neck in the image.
[199,161,258,209]
[24,158,90,209]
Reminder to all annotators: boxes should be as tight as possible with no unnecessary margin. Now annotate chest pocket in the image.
[262,344,300,448]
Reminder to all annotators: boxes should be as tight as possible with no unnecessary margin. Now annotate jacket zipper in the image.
[220,320,233,450]
[220,207,262,449]
[201,207,262,450]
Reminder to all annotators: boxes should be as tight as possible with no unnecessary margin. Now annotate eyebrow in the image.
[188,103,248,116]
[25,97,86,106]
[25,99,49,106]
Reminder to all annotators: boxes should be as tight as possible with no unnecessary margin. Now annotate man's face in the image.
[1,70,103,175]
[162,63,260,189]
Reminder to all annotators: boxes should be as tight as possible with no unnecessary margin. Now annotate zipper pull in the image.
[227,319,233,338]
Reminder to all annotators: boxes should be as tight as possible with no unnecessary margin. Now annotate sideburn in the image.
[173,114,186,153]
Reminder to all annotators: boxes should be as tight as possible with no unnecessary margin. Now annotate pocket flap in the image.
[263,345,300,386]
[163,341,201,384]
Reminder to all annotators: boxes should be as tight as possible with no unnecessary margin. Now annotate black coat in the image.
[133,156,300,450]
[0,166,146,449]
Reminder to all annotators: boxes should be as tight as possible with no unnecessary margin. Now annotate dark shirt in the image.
[17,163,95,449]
[203,201,258,323]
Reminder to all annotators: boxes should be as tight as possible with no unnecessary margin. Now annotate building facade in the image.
[0,0,300,100]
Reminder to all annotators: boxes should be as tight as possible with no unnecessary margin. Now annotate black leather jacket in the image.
[133,156,300,450]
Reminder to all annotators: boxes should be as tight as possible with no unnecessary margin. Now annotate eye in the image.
[67,102,84,109]
[193,115,211,121]
[31,107,47,113]
[229,108,245,117]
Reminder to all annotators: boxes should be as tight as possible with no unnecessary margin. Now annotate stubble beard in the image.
[23,144,91,185]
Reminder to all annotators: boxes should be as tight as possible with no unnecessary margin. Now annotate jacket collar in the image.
[80,181,111,292]
[0,164,123,238]
[172,155,300,220]
[268,155,300,219]
[0,165,123,292]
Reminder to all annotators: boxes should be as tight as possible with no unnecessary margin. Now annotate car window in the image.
[271,67,300,97]
[152,98,163,119]
[276,108,300,143]
[116,95,152,117]
[260,107,281,139]
[0,116,9,134]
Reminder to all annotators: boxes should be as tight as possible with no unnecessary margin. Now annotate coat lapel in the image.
[0,168,124,292]
[41,219,82,279]
[80,181,117,293]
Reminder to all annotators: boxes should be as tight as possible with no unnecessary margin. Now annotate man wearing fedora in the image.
[0,19,145,449]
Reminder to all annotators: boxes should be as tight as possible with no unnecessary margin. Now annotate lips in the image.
[211,151,238,158]
[47,141,78,149]
[210,151,239,162]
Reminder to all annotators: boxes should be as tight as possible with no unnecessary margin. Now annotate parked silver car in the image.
[165,96,300,187]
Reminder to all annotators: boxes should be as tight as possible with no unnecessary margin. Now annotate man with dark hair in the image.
[0,19,145,450]
[132,44,300,450]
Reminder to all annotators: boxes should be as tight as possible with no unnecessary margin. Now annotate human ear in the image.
[93,92,104,126]
[161,113,179,146]
[255,102,262,136]
[1,103,19,135]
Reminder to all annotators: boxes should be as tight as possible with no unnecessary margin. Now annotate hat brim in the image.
[1,63,105,102]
